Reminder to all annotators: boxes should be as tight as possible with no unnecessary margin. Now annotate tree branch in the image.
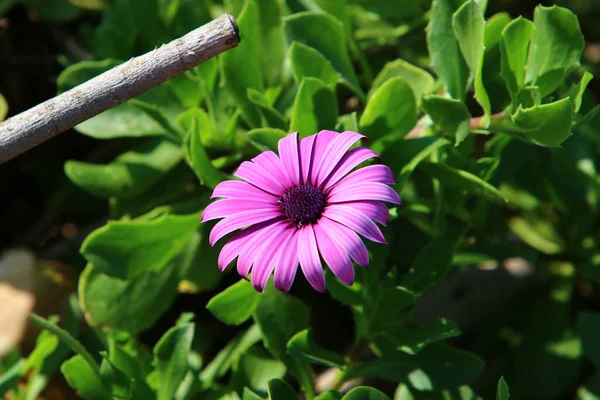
[0,13,240,164]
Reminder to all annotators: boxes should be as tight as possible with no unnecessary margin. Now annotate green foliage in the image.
[4,0,600,399]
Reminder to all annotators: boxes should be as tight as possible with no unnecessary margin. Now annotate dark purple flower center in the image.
[280,184,326,227]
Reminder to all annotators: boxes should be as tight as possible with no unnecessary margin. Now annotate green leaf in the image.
[568,71,594,113]
[290,77,338,138]
[243,388,266,400]
[81,212,201,279]
[0,356,24,395]
[508,216,564,255]
[421,95,472,145]
[255,0,286,86]
[284,11,359,89]
[452,0,490,125]
[78,223,199,335]
[576,312,600,366]
[497,376,510,400]
[403,227,464,295]
[221,0,263,127]
[0,92,7,122]
[359,77,417,148]
[232,347,286,395]
[382,318,461,355]
[342,387,390,400]
[93,0,163,59]
[370,59,434,102]
[64,138,181,199]
[525,5,585,97]
[419,162,507,203]
[367,285,416,337]
[183,114,225,189]
[290,41,339,90]
[200,324,263,384]
[381,137,451,189]
[79,260,178,334]
[21,307,81,399]
[154,323,195,400]
[427,0,469,99]
[109,163,197,219]
[348,344,484,391]
[353,0,421,18]
[178,230,224,294]
[248,128,288,152]
[484,12,511,51]
[61,355,111,400]
[254,289,310,360]
[507,98,575,147]
[287,329,345,368]
[106,339,154,399]
[268,378,297,400]
[130,99,184,141]
[253,287,312,392]
[58,59,185,138]
[578,373,600,400]
[247,88,289,130]
[177,107,224,150]
[315,390,343,400]
[169,70,209,110]
[500,17,534,100]
[99,355,133,399]
[207,280,262,326]
[336,112,359,133]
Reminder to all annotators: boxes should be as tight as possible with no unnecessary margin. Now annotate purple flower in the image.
[202,130,401,292]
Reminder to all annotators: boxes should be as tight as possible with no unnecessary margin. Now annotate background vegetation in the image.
[2,0,600,398]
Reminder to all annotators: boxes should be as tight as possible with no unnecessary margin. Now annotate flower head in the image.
[202,130,401,292]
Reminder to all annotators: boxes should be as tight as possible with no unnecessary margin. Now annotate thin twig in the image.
[0,14,240,164]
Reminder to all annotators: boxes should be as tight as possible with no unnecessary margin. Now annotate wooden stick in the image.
[0,13,240,164]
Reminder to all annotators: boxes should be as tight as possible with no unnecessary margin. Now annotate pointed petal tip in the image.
[217,261,228,272]
[274,281,292,292]
[312,282,326,293]
[252,280,266,293]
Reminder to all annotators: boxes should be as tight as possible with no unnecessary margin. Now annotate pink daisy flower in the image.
[202,130,401,292]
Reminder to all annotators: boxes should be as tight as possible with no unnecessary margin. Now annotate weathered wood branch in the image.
[0,13,240,164]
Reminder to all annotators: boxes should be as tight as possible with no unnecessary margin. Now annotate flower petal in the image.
[217,221,275,271]
[211,180,278,202]
[309,130,340,184]
[299,134,317,185]
[251,225,293,292]
[251,151,294,188]
[237,220,288,278]
[314,131,365,186]
[313,223,354,286]
[323,205,386,244]
[331,164,395,189]
[202,199,280,222]
[298,225,326,292]
[234,161,286,196]
[322,147,379,190]
[317,217,369,267]
[338,200,389,226]
[328,182,402,204]
[209,210,282,246]
[278,131,301,185]
[274,230,300,291]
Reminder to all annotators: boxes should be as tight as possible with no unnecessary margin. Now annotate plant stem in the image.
[29,313,101,379]
[298,365,316,400]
